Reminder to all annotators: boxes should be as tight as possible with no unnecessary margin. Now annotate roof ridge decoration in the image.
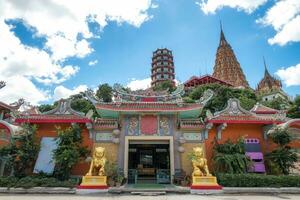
[213,98,255,117]
[250,102,279,113]
[42,98,85,116]
[112,83,185,102]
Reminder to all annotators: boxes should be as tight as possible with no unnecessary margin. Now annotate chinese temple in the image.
[0,25,300,183]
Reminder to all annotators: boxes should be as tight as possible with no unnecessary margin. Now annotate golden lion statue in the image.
[86,147,107,176]
[192,146,211,176]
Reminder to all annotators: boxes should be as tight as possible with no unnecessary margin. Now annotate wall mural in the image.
[159,115,173,135]
[95,132,113,141]
[125,116,140,136]
[182,132,203,141]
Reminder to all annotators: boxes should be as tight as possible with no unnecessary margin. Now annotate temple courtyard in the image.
[0,194,300,200]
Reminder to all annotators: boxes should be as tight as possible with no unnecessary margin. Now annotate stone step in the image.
[131,191,166,196]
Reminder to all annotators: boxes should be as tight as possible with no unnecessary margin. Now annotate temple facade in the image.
[0,80,300,179]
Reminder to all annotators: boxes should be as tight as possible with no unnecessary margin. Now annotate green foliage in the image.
[183,96,195,103]
[266,128,297,175]
[213,138,251,174]
[261,97,291,110]
[217,173,300,187]
[188,84,257,114]
[96,83,113,102]
[70,92,100,118]
[53,124,89,180]
[287,95,300,118]
[0,176,76,188]
[38,104,55,113]
[153,80,176,92]
[270,128,292,146]
[0,124,39,177]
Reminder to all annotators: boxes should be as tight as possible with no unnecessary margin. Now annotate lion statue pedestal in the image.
[190,147,222,193]
[78,147,108,190]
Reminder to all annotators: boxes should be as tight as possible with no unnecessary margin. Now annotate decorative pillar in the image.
[204,123,213,139]
[216,123,227,140]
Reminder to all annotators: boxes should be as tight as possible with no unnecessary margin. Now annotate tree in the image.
[53,124,89,180]
[261,97,291,110]
[266,128,297,175]
[287,95,300,118]
[0,124,39,177]
[213,138,251,174]
[188,84,257,114]
[70,92,100,118]
[96,83,113,102]
[153,80,176,92]
[38,104,55,113]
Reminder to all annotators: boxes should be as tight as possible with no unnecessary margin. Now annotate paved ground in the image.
[0,194,299,200]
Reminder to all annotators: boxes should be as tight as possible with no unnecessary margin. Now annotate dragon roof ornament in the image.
[42,98,85,116]
[113,84,185,102]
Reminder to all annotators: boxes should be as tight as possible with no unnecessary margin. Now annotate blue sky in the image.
[0,0,299,104]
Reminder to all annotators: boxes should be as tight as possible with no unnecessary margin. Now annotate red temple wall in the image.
[32,123,93,176]
[204,124,273,171]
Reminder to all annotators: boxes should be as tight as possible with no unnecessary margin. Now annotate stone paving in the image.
[0,194,300,200]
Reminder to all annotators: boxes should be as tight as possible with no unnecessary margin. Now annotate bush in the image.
[53,124,89,180]
[0,176,76,188]
[213,138,251,174]
[217,173,300,187]
[266,128,297,175]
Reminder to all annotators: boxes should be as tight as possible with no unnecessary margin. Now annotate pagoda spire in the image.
[219,20,227,46]
[212,23,249,88]
[263,56,271,77]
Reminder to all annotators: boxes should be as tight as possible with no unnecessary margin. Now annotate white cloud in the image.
[197,0,300,46]
[197,0,267,14]
[276,63,300,86]
[257,0,300,46]
[88,60,98,66]
[127,78,151,90]
[0,0,155,104]
[0,76,50,105]
[53,85,88,100]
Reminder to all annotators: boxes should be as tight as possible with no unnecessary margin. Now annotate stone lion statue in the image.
[192,146,211,176]
[86,147,107,176]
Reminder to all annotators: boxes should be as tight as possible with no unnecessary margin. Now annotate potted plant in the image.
[115,174,124,187]
[105,161,118,187]
[181,175,191,186]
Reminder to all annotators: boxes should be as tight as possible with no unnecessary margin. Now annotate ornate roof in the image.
[184,74,233,89]
[93,118,118,130]
[86,88,214,119]
[112,84,185,102]
[212,25,249,88]
[179,119,205,130]
[256,58,283,95]
[207,98,285,124]
[250,102,281,114]
[16,99,90,123]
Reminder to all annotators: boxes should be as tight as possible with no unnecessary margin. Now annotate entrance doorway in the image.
[128,143,170,184]
[124,136,174,184]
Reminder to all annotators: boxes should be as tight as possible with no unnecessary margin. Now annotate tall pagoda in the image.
[212,25,249,88]
[151,48,175,87]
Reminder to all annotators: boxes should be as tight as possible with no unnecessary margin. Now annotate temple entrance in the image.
[124,136,174,185]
